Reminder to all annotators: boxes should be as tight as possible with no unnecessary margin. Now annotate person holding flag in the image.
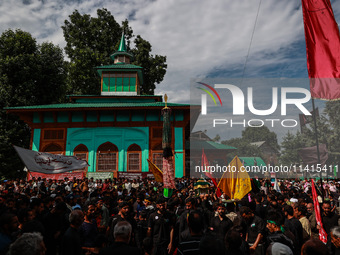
[217,156,252,200]
[321,201,340,253]
[201,149,221,197]
[311,179,329,249]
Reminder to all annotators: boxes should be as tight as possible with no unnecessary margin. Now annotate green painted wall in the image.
[65,127,149,173]
[174,127,184,177]
[32,129,41,151]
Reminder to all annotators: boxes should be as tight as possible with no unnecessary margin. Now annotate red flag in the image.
[311,179,328,244]
[301,0,340,100]
[201,149,222,197]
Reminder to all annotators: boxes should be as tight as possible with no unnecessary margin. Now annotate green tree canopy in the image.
[278,103,339,169]
[0,29,67,178]
[222,137,263,159]
[221,126,279,159]
[62,8,167,95]
[242,126,280,151]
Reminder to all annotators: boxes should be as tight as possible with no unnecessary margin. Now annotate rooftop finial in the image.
[163,94,168,109]
[118,32,127,52]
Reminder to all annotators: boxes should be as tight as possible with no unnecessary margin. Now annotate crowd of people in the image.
[0,176,339,255]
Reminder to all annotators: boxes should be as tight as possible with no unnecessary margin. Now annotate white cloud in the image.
[0,0,333,142]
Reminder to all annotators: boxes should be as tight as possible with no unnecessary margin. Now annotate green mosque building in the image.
[6,35,196,178]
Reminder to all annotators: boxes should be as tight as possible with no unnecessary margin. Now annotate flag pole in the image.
[311,98,324,200]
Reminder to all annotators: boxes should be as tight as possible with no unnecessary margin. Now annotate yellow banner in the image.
[217,156,252,200]
[147,159,163,182]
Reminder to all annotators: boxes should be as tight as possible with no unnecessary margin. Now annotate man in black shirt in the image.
[321,201,340,254]
[177,210,203,255]
[322,201,340,235]
[60,209,84,255]
[148,197,175,255]
[209,203,233,241]
[109,201,136,244]
[100,221,141,255]
[178,197,196,242]
[283,204,303,251]
[240,206,265,255]
[266,211,294,253]
[254,194,266,219]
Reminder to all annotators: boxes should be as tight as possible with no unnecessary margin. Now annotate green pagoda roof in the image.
[186,140,236,150]
[95,63,142,70]
[5,102,190,111]
[238,157,266,167]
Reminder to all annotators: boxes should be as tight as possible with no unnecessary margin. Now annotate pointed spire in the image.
[118,32,127,52]
[110,32,133,63]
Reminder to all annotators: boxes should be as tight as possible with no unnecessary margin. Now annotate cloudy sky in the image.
[0,0,338,142]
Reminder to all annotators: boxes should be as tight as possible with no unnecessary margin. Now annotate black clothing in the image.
[148,211,175,244]
[323,212,340,234]
[109,214,136,245]
[284,218,303,251]
[60,227,82,255]
[178,209,190,243]
[148,211,175,255]
[255,204,266,219]
[322,212,340,255]
[177,235,202,255]
[136,219,148,249]
[79,220,98,248]
[246,215,266,243]
[209,215,233,241]
[99,241,141,255]
[267,231,294,253]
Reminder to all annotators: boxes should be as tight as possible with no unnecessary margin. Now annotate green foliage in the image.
[221,125,280,161]
[221,126,279,159]
[279,132,306,166]
[62,8,167,95]
[242,126,280,151]
[212,134,221,142]
[62,9,121,95]
[0,29,67,178]
[279,102,340,168]
[222,138,263,159]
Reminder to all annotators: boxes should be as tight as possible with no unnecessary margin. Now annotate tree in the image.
[212,134,221,142]
[279,132,306,166]
[279,104,340,170]
[62,9,167,95]
[0,29,67,178]
[221,126,279,160]
[222,138,263,159]
[242,126,280,151]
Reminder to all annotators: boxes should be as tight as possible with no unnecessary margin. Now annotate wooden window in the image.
[97,142,118,172]
[152,152,163,171]
[127,144,141,172]
[43,130,64,140]
[74,144,88,171]
[42,143,63,155]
